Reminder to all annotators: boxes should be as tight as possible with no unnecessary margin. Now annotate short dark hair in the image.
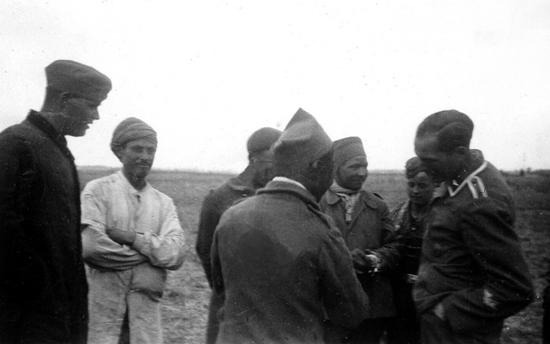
[405,157,427,179]
[416,109,474,152]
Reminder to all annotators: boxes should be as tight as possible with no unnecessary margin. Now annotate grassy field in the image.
[78,168,550,343]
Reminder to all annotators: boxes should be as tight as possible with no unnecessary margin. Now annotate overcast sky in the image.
[1,0,549,173]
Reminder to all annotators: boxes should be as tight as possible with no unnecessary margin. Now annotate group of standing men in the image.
[197,110,535,344]
[0,58,535,344]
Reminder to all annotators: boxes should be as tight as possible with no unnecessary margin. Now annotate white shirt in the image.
[81,171,185,271]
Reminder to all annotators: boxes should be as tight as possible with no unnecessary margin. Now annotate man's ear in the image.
[455,146,469,157]
[310,159,321,170]
[113,147,124,161]
[58,92,73,109]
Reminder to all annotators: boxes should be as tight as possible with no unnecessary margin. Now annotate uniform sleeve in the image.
[441,197,534,333]
[0,136,34,331]
[373,202,400,272]
[132,198,186,270]
[211,227,225,299]
[195,190,220,286]
[318,226,369,329]
[81,184,146,270]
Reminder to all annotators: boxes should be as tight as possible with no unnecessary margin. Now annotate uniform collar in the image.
[258,179,319,209]
[447,160,488,198]
[27,110,74,161]
[226,177,255,193]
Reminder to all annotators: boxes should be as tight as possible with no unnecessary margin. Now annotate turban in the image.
[333,137,366,170]
[247,127,282,154]
[273,108,332,166]
[405,157,427,179]
[45,60,112,103]
[110,117,157,155]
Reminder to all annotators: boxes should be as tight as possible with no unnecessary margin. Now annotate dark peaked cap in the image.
[273,108,332,165]
[333,136,366,169]
[247,127,282,154]
[46,60,112,103]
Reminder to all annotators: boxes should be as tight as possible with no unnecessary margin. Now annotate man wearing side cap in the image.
[413,110,533,343]
[0,60,111,343]
[211,109,368,343]
[196,127,281,344]
[319,137,399,344]
[80,118,185,344]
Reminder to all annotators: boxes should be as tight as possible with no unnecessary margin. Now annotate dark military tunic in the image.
[0,111,88,343]
[196,176,256,344]
[386,200,426,344]
[211,180,369,344]
[413,157,534,341]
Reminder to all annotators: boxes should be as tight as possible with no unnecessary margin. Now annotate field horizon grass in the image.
[78,167,550,344]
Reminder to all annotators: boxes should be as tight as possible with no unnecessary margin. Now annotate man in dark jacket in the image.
[320,137,399,344]
[413,109,534,344]
[0,60,111,344]
[196,126,281,344]
[211,108,369,344]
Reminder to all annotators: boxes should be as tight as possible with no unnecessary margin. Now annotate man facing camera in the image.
[413,109,534,344]
[81,118,186,344]
[320,137,399,344]
[211,109,369,344]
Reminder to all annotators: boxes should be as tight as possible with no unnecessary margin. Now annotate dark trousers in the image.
[205,291,224,344]
[386,281,420,344]
[543,306,550,344]
[347,318,392,344]
[420,311,502,344]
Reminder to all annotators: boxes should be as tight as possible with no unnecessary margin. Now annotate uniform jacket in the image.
[211,180,369,344]
[196,177,255,286]
[320,189,399,319]
[0,111,88,343]
[413,157,534,334]
[390,200,426,279]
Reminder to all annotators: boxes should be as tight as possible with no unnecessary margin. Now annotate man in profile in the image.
[0,60,111,343]
[413,109,534,343]
[81,118,186,343]
[211,108,368,343]
[196,126,282,344]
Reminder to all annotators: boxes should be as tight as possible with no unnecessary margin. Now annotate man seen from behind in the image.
[211,108,369,343]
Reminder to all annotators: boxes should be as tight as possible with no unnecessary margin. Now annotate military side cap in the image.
[333,136,366,169]
[273,108,332,165]
[247,127,282,154]
[46,60,112,103]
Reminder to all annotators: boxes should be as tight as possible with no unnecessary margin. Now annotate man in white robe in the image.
[81,117,185,344]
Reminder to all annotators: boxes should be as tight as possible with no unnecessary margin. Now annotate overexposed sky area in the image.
[1,0,549,173]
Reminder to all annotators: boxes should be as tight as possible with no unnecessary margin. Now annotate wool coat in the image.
[0,111,88,343]
[320,189,400,319]
[413,158,534,338]
[196,176,256,344]
[211,180,369,344]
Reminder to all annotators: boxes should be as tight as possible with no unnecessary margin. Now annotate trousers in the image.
[87,267,162,344]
